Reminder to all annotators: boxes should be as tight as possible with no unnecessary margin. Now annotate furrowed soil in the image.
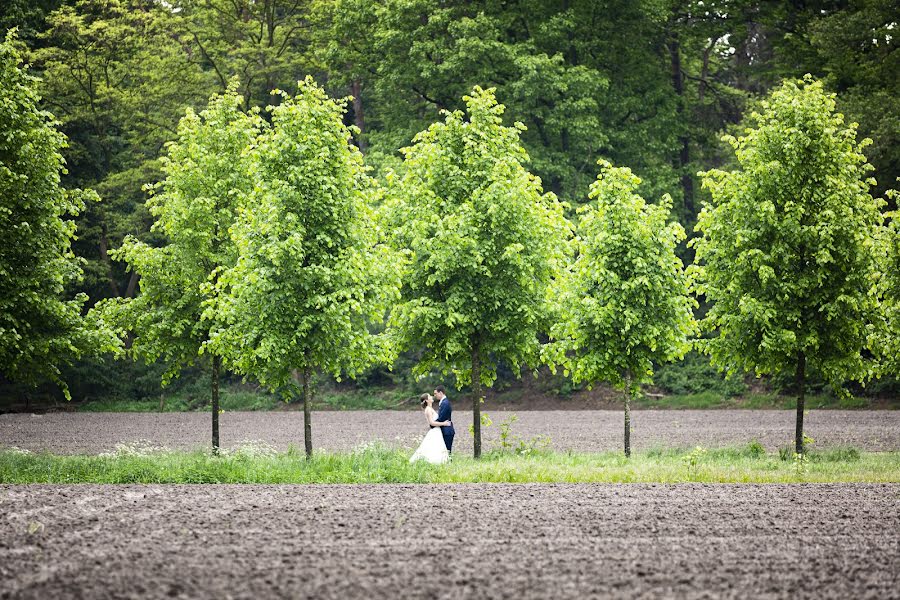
[1,484,897,599]
[1,410,898,454]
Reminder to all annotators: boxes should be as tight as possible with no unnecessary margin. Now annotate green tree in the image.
[0,32,116,398]
[33,0,211,302]
[93,89,262,451]
[691,76,884,454]
[387,86,569,458]
[209,78,399,458]
[872,198,900,377]
[545,161,696,457]
[179,0,316,110]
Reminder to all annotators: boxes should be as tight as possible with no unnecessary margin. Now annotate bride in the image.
[409,393,451,464]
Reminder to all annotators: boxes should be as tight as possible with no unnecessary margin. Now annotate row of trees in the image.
[2,31,897,457]
[2,0,896,308]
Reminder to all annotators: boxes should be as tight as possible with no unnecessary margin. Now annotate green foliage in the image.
[386,86,569,387]
[468,412,493,438]
[797,0,900,199]
[209,77,399,392]
[0,32,116,398]
[32,0,211,301]
[546,161,697,389]
[683,445,707,476]
[317,0,612,202]
[494,414,551,456]
[692,76,885,387]
[179,0,315,109]
[93,89,261,383]
[872,202,900,377]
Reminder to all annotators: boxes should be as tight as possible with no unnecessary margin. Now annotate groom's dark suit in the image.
[436,397,455,453]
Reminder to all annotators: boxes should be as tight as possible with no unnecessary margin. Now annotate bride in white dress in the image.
[410,394,451,464]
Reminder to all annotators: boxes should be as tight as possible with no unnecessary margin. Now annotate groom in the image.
[434,386,455,454]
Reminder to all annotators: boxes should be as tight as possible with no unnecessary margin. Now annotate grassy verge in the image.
[641,392,874,410]
[74,389,885,412]
[1,443,896,484]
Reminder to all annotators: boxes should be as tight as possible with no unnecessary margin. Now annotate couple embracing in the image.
[409,385,455,464]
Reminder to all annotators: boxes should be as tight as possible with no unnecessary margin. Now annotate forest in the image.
[1,0,898,419]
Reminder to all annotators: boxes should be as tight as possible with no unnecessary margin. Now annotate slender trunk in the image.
[472,344,482,459]
[99,223,120,297]
[624,372,632,458]
[124,271,139,298]
[350,79,367,153]
[795,351,806,454]
[211,355,220,454]
[303,367,312,459]
[668,31,693,216]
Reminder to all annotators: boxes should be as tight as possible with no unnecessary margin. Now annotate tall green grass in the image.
[1,443,896,484]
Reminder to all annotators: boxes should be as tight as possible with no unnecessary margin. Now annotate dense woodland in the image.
[1,0,899,418]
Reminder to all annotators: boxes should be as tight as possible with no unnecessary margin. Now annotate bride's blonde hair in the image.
[419,393,430,409]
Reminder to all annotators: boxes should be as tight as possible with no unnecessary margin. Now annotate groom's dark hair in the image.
[435,385,446,394]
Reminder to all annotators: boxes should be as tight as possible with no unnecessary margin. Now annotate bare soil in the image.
[1,410,898,455]
[1,483,897,599]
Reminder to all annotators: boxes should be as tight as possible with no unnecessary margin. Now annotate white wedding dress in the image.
[410,409,449,465]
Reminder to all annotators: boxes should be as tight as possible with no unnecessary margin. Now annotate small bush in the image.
[746,440,766,459]
[654,352,747,397]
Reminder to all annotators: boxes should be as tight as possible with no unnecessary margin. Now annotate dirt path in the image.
[1,410,898,454]
[0,484,897,599]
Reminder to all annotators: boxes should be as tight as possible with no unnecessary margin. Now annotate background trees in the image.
[210,78,398,457]
[0,32,116,399]
[2,1,898,407]
[692,77,885,454]
[546,161,696,456]
[387,87,569,458]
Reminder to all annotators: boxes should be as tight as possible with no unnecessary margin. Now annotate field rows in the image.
[1,410,898,455]
[1,484,897,599]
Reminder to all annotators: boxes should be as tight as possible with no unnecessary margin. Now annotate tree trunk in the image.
[350,79,367,154]
[795,351,806,454]
[624,372,632,458]
[472,344,482,459]
[302,367,312,459]
[668,30,694,217]
[124,271,139,298]
[211,355,220,454]
[99,223,120,297]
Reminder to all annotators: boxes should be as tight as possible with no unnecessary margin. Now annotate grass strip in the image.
[1,443,897,484]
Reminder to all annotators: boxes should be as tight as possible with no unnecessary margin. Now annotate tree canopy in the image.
[691,76,885,453]
[209,78,399,456]
[386,86,569,457]
[545,160,696,455]
[0,32,115,398]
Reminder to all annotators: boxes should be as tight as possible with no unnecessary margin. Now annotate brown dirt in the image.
[1,483,897,599]
[1,410,898,455]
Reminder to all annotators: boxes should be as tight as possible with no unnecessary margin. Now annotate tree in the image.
[872,197,900,378]
[386,86,569,458]
[32,0,212,303]
[209,77,398,458]
[178,0,316,111]
[0,32,116,398]
[691,76,884,455]
[545,161,696,457]
[93,89,262,451]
